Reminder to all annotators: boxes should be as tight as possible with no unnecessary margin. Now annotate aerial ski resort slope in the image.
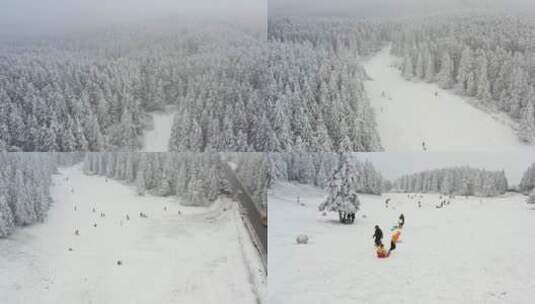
[364,46,535,152]
[0,166,265,304]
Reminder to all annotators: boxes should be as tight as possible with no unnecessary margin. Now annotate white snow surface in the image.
[142,106,176,152]
[363,45,535,152]
[0,165,265,304]
[269,182,535,304]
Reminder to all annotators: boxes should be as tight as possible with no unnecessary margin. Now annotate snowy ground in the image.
[363,45,535,152]
[0,166,265,304]
[269,182,535,304]
[142,105,176,152]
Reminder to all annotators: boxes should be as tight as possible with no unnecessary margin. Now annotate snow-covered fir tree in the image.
[318,154,360,223]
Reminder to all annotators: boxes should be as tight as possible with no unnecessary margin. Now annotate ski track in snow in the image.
[363,45,535,152]
[0,165,265,304]
[269,182,535,304]
[142,106,176,152]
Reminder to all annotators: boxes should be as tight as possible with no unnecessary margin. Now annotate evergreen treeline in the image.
[231,153,269,212]
[519,163,535,194]
[393,166,508,197]
[393,14,535,142]
[83,152,269,208]
[268,153,384,195]
[0,19,264,152]
[0,153,57,237]
[83,153,227,206]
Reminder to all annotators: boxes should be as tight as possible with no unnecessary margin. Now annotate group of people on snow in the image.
[339,211,356,224]
[373,214,405,258]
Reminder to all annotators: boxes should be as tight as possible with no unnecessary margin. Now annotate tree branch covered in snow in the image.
[393,166,508,197]
[268,153,384,195]
[393,14,535,142]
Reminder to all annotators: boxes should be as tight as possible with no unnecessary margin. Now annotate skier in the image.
[373,225,384,247]
[398,214,405,229]
[418,201,422,208]
[385,198,390,208]
[422,141,427,151]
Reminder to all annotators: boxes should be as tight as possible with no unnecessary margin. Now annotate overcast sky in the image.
[0,0,266,37]
[358,152,535,185]
[269,0,535,18]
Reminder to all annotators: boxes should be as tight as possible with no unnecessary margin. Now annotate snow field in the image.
[269,182,535,304]
[142,105,177,152]
[0,165,264,304]
[363,45,535,152]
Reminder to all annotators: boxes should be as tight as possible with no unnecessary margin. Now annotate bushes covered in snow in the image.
[393,166,508,197]
[0,153,57,237]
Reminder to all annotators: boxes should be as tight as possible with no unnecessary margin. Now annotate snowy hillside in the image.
[0,166,265,304]
[363,45,535,152]
[269,182,535,304]
[142,106,176,152]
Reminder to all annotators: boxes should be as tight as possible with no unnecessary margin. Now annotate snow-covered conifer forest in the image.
[0,18,267,152]
[3,12,535,151]
[392,166,509,197]
[268,153,385,194]
[394,15,535,142]
[0,153,82,237]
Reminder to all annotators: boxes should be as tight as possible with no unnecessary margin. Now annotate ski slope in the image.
[142,106,176,152]
[0,166,265,304]
[363,45,535,152]
[269,182,535,304]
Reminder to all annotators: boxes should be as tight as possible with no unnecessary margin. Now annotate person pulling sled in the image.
[398,214,405,229]
[373,225,383,247]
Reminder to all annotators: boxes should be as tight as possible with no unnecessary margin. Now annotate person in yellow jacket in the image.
[391,229,401,243]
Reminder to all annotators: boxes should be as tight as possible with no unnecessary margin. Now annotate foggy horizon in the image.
[0,0,266,38]
[269,0,535,18]
[359,152,535,185]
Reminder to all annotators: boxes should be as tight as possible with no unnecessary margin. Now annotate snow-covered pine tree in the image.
[518,91,535,143]
[318,154,360,223]
[0,195,15,237]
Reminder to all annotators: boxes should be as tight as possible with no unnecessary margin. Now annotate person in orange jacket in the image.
[392,229,401,243]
